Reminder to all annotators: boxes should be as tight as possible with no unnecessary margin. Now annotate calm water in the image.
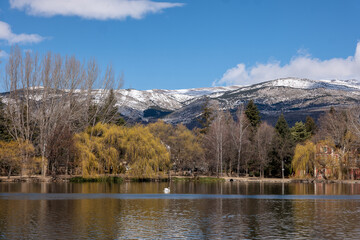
[0,181,360,239]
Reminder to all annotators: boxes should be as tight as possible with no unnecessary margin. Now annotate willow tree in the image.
[148,121,203,174]
[75,123,124,176]
[75,123,171,178]
[292,140,316,177]
[171,124,203,173]
[124,125,171,178]
[0,140,35,178]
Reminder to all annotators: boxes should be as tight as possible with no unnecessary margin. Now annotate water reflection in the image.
[1,181,360,195]
[0,182,360,239]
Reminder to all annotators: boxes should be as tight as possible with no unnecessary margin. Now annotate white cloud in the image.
[0,21,44,44]
[0,50,9,59]
[215,43,360,86]
[10,0,184,20]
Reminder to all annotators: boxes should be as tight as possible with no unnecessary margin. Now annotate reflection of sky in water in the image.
[1,182,360,239]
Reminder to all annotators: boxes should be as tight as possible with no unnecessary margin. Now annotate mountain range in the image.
[113,78,360,127]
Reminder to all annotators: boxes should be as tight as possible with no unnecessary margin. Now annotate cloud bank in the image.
[10,0,184,20]
[215,43,360,86]
[0,21,44,44]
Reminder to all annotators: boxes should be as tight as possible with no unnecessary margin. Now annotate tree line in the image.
[1,47,360,179]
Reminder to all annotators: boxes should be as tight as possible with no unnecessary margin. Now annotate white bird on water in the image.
[164,187,170,194]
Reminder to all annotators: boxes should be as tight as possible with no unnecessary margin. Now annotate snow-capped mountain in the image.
[2,78,360,127]
[112,78,360,127]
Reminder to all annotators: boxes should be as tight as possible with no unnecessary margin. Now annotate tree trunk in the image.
[65,154,69,176]
[237,149,241,177]
[8,166,12,179]
[220,136,223,177]
[42,144,47,178]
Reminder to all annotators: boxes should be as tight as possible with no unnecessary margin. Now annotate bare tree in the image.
[4,46,38,175]
[3,46,123,177]
[255,122,275,178]
[347,106,360,139]
[206,106,227,177]
[230,105,250,176]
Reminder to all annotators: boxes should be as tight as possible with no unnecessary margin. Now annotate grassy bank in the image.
[69,176,124,183]
[2,175,359,184]
[172,176,225,183]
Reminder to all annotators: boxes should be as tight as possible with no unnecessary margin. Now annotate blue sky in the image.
[1,0,360,90]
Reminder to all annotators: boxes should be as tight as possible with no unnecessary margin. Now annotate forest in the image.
[1,47,360,180]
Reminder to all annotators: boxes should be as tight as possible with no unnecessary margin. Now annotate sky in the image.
[1,0,360,91]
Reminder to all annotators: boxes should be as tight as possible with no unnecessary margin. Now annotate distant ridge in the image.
[110,78,360,127]
[2,78,360,127]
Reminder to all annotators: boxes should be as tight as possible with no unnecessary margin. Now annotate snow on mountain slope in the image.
[3,78,360,125]
[260,78,360,91]
[162,78,360,127]
[106,78,360,121]
[112,85,242,112]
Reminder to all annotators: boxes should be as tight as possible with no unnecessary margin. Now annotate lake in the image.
[0,181,360,239]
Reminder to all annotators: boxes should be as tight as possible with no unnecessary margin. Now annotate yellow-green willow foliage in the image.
[148,121,204,172]
[292,140,316,177]
[74,123,170,178]
[171,124,204,171]
[0,140,35,177]
[125,125,170,178]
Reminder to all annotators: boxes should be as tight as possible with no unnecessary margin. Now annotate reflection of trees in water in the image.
[1,182,360,239]
[292,199,360,239]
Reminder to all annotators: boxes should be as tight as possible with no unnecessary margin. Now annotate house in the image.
[314,142,360,180]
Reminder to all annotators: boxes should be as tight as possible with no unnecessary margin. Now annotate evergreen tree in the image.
[291,121,311,143]
[0,97,11,142]
[275,113,290,138]
[273,113,294,178]
[198,97,213,134]
[245,100,261,128]
[115,117,126,126]
[305,116,317,135]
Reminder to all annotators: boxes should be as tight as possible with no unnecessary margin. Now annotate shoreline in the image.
[1,175,360,184]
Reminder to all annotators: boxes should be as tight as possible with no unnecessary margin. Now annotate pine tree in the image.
[274,113,294,179]
[198,97,213,134]
[0,97,11,142]
[245,100,261,128]
[275,114,290,138]
[305,116,317,135]
[291,121,311,143]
